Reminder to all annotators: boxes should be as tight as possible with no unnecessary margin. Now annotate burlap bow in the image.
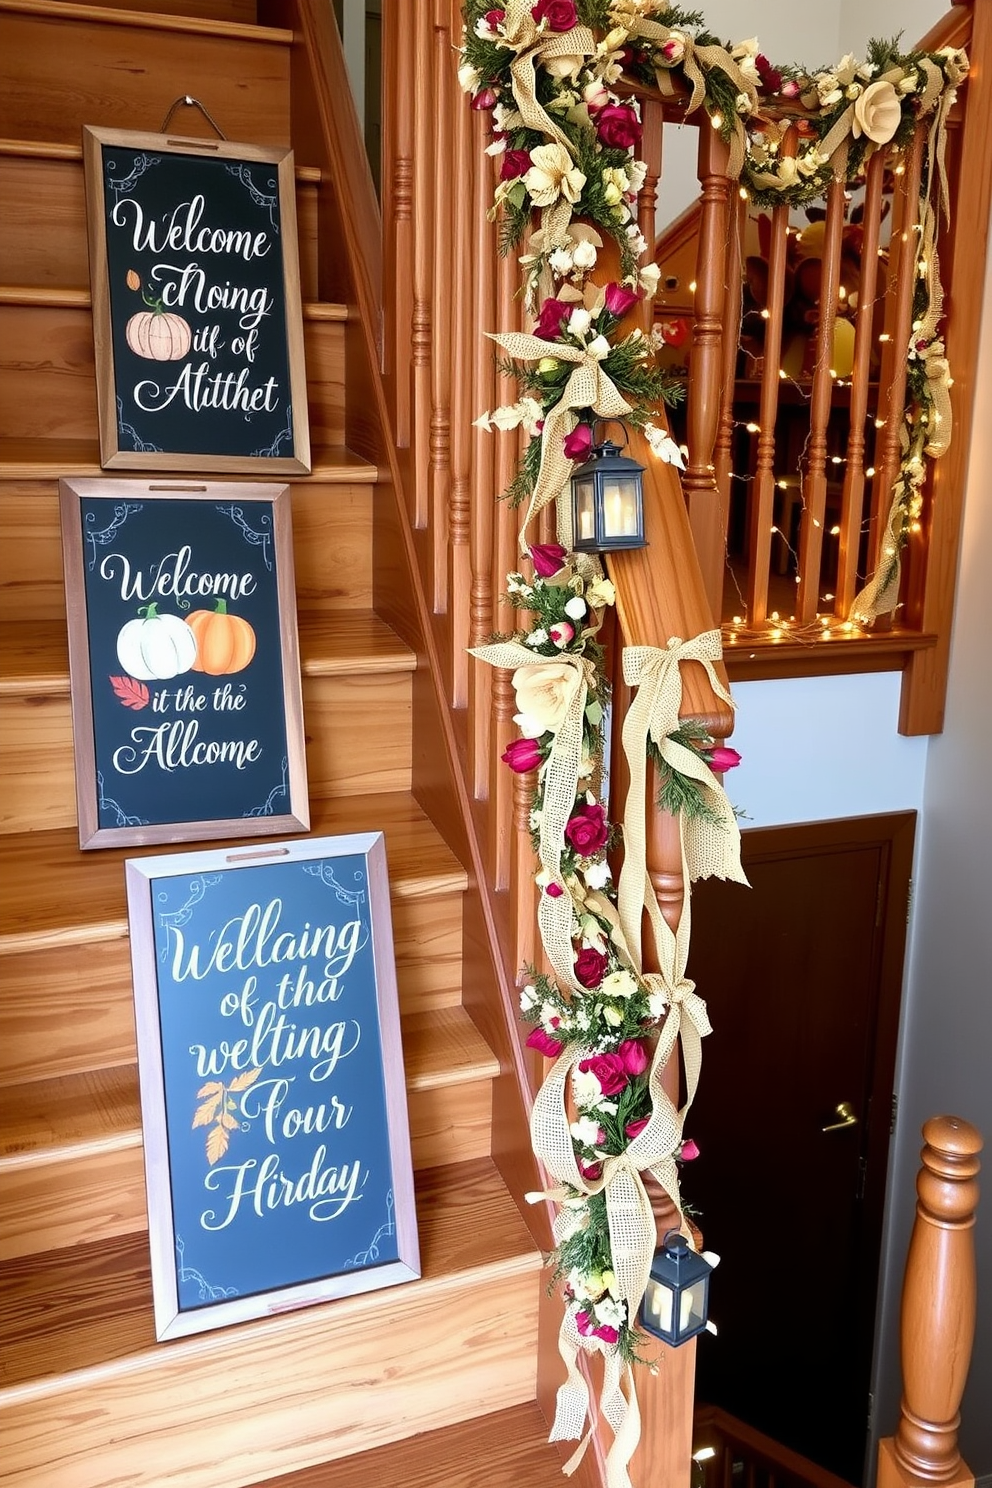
[502,2,597,153]
[618,634,747,977]
[489,330,632,553]
[626,17,757,178]
[469,639,599,988]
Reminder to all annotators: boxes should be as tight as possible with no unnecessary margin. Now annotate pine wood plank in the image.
[0,1161,540,1488]
[0,794,467,955]
[0,439,377,482]
[248,1401,561,1488]
[0,1011,497,1256]
[0,480,375,625]
[0,7,292,149]
[0,892,464,1087]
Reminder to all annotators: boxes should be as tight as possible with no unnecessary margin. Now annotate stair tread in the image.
[0,0,293,43]
[0,1157,539,1392]
[0,795,468,955]
[0,1010,498,1164]
[0,613,415,695]
[0,438,378,483]
[251,1402,559,1488]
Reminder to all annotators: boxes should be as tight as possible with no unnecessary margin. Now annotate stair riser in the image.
[0,481,374,625]
[0,896,465,1086]
[0,152,320,302]
[0,669,411,833]
[0,1078,492,1259]
[0,1264,539,1488]
[0,304,344,447]
[0,11,292,149]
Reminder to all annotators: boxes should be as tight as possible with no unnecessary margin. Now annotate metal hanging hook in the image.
[159,96,228,140]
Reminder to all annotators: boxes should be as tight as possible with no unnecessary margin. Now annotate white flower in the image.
[601,969,638,999]
[602,1005,623,1028]
[835,52,859,85]
[898,72,919,94]
[844,81,863,100]
[524,144,586,207]
[512,661,582,733]
[570,1115,603,1147]
[493,102,523,131]
[523,630,549,651]
[586,334,611,360]
[519,983,538,1011]
[573,1066,607,1108]
[572,238,598,271]
[549,246,573,276]
[626,226,648,255]
[457,61,479,93]
[852,79,902,144]
[564,594,587,620]
[647,988,668,1018]
[485,136,507,156]
[627,159,647,195]
[585,576,616,608]
[583,859,612,890]
[593,1296,627,1330]
[638,262,661,298]
[568,306,593,338]
[644,422,686,468]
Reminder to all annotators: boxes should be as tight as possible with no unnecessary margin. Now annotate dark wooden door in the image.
[687,813,914,1484]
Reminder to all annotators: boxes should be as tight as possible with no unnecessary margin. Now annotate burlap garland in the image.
[489,330,633,554]
[625,17,757,179]
[469,638,600,989]
[501,3,597,155]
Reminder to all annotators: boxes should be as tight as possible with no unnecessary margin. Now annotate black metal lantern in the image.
[639,1230,716,1346]
[570,432,646,553]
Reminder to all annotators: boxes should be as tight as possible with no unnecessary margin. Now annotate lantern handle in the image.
[590,417,632,452]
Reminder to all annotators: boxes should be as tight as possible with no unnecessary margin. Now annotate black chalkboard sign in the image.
[125,833,419,1340]
[83,127,310,474]
[60,477,309,849]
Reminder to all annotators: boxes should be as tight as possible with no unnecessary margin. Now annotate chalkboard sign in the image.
[60,477,309,849]
[126,834,419,1340]
[83,127,310,474]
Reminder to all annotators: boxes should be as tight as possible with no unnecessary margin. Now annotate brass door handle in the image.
[822,1100,858,1133]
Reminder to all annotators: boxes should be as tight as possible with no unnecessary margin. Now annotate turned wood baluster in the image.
[714,188,745,571]
[447,19,475,709]
[638,98,663,331]
[684,126,732,620]
[410,0,435,526]
[869,127,925,579]
[836,148,885,618]
[877,1115,982,1488]
[429,0,454,613]
[468,104,497,798]
[491,250,522,890]
[747,192,791,628]
[382,0,412,452]
[796,171,847,623]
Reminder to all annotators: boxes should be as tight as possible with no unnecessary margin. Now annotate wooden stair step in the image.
[0,1009,499,1256]
[0,612,415,696]
[0,1159,541,1488]
[248,1401,560,1488]
[0,793,468,955]
[0,438,379,482]
[0,0,294,149]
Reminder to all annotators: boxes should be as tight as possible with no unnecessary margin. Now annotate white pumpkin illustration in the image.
[116,603,198,681]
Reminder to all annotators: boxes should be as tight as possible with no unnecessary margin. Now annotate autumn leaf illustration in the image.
[126,269,141,291]
[110,674,150,710]
[195,1070,262,1165]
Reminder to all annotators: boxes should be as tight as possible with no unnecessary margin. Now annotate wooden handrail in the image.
[877,1115,983,1488]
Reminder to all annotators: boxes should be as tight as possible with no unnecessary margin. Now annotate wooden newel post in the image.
[877,1115,983,1488]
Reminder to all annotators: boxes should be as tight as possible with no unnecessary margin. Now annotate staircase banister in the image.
[918,0,978,53]
[877,1114,983,1488]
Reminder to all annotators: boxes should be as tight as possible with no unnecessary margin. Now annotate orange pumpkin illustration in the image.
[185,600,256,675]
[125,309,192,361]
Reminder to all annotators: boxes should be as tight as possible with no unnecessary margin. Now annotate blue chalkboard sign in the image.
[126,834,419,1341]
[59,477,309,849]
[83,126,310,474]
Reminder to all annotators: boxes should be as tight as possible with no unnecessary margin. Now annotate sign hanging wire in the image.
[159,95,228,140]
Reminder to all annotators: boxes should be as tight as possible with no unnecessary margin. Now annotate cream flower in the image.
[512,661,582,735]
[457,61,479,93]
[638,262,661,297]
[644,422,686,468]
[584,576,616,608]
[852,79,902,144]
[524,143,586,207]
[586,334,611,360]
[571,236,599,271]
[601,969,638,999]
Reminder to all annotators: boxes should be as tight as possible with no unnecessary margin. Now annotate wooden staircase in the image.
[0,1,555,1484]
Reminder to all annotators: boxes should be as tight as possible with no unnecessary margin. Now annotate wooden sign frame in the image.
[83,126,311,474]
[60,477,309,849]
[126,833,420,1340]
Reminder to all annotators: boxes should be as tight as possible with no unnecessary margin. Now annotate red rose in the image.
[679,1137,701,1161]
[545,881,564,898]
[573,946,608,988]
[576,1310,618,1344]
[563,423,593,461]
[660,317,689,347]
[625,1116,650,1140]
[500,148,532,181]
[501,736,542,773]
[603,282,641,318]
[577,1051,628,1096]
[578,1158,603,1180]
[531,0,578,30]
[617,1038,649,1076]
[707,745,742,772]
[526,1026,564,1057]
[564,802,609,855]
[594,103,641,150]
[756,54,783,93]
[471,87,497,111]
[533,296,571,341]
[530,542,568,577]
[484,7,505,27]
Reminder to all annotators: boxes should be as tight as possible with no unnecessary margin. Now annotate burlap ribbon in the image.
[502,2,597,154]
[469,639,599,988]
[626,18,757,179]
[489,330,632,554]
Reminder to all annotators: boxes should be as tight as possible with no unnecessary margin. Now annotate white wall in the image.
[869,206,992,1476]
